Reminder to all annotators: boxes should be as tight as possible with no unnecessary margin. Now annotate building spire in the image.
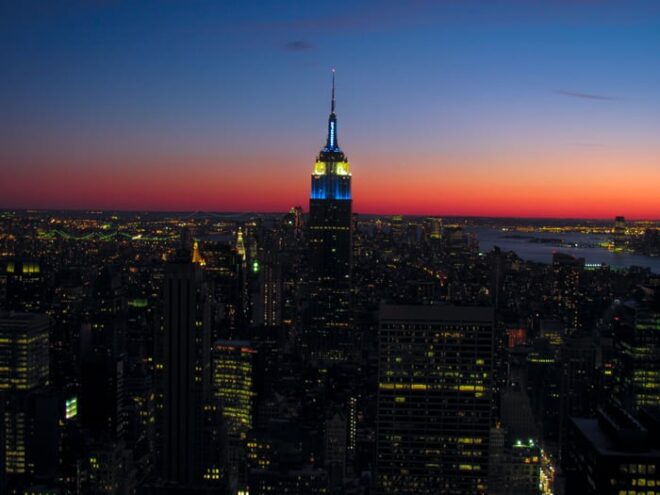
[325,69,339,151]
[331,68,336,114]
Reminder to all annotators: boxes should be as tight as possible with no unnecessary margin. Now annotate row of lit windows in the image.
[620,464,658,475]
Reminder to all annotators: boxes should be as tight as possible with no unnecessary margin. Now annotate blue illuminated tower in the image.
[310,71,351,203]
[309,70,352,280]
[307,71,353,359]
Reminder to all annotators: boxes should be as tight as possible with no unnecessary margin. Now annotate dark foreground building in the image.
[154,247,226,492]
[612,285,660,414]
[564,406,660,495]
[376,304,495,494]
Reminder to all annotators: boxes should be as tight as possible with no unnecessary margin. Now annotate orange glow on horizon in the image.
[1,147,659,219]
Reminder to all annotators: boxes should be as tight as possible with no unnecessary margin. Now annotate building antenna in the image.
[331,68,336,114]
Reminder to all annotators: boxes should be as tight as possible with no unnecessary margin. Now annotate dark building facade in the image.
[376,304,495,494]
[158,249,222,488]
[564,406,660,495]
[612,284,660,414]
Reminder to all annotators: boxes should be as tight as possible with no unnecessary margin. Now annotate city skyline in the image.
[2,1,660,218]
[1,4,660,493]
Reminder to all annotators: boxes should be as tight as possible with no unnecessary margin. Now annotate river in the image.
[467,227,660,274]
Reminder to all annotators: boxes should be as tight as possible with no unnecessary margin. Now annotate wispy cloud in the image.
[283,40,314,52]
[554,89,618,101]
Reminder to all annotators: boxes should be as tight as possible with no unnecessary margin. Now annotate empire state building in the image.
[306,70,353,359]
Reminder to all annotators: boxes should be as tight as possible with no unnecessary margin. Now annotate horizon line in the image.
[1,207,658,223]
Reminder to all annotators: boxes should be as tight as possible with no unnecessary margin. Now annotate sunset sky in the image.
[1,1,659,218]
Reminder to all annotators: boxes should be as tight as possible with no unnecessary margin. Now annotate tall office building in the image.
[158,248,221,487]
[552,253,584,333]
[212,340,256,487]
[254,250,282,328]
[80,267,127,443]
[0,312,49,476]
[306,71,353,359]
[612,215,627,251]
[212,340,256,437]
[4,261,44,313]
[0,313,49,393]
[559,335,598,450]
[426,217,443,242]
[376,304,495,495]
[389,215,404,240]
[612,284,660,413]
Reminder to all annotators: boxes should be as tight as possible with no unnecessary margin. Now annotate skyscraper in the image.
[80,267,127,443]
[552,252,584,333]
[212,340,256,437]
[376,304,495,495]
[306,71,353,359]
[212,340,256,487]
[158,247,222,488]
[0,312,49,477]
[612,284,660,414]
[4,261,44,313]
[612,215,627,251]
